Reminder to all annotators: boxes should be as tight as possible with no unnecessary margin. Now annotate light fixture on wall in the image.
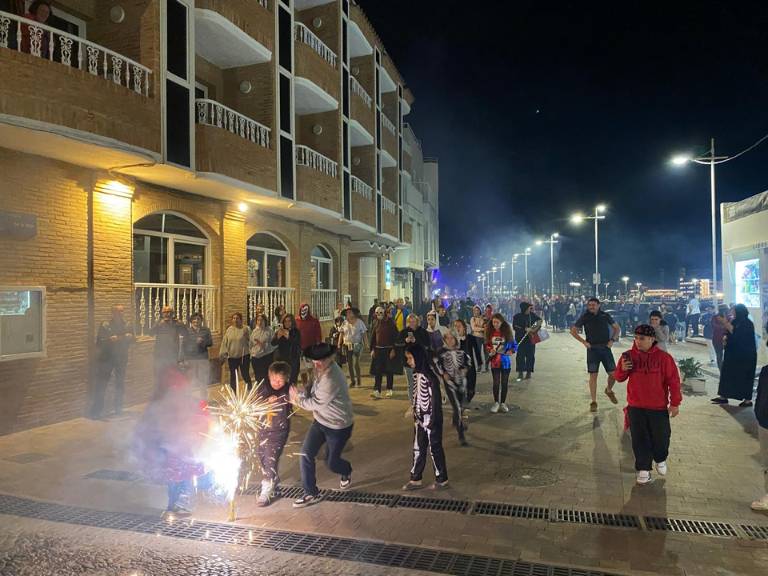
[238,202,249,213]
[109,5,125,23]
[312,17,323,29]
[352,157,361,166]
[239,80,253,94]
[312,124,323,135]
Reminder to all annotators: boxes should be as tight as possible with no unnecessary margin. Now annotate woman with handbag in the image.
[512,302,541,382]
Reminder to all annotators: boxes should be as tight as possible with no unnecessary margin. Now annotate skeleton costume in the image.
[408,345,448,484]
[435,346,470,444]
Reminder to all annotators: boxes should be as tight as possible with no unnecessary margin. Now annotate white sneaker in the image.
[655,461,668,476]
[499,403,510,413]
[370,391,381,399]
[490,402,500,413]
[385,390,393,398]
[750,495,768,511]
[636,471,652,485]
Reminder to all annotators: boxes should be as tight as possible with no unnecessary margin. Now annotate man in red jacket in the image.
[612,324,682,485]
[296,303,322,385]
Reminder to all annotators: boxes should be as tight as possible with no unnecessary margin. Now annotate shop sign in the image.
[0,212,37,239]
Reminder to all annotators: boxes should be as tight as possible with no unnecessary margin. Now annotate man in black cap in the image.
[289,342,355,508]
[512,302,541,381]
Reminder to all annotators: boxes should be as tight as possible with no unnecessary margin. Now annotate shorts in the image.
[587,346,616,374]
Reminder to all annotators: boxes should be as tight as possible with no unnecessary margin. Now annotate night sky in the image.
[363,1,768,292]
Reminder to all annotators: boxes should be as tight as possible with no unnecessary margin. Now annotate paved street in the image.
[0,332,766,575]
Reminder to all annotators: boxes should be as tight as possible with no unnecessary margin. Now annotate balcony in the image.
[350,75,374,137]
[247,286,296,326]
[0,10,159,154]
[134,283,218,337]
[195,0,273,69]
[195,99,276,192]
[311,288,338,322]
[294,22,339,108]
[351,175,375,229]
[295,145,341,213]
[381,196,399,239]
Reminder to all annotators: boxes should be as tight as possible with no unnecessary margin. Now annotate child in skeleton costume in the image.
[403,345,449,490]
[434,331,470,446]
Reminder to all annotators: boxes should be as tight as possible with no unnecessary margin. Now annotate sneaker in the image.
[710,396,728,404]
[739,400,753,407]
[499,403,510,413]
[402,480,423,491]
[339,474,352,490]
[431,480,449,489]
[370,391,381,399]
[604,388,618,404]
[590,401,598,413]
[293,493,323,508]
[636,471,652,485]
[655,461,668,476]
[490,402,500,413]
[524,372,532,380]
[515,373,524,382]
[750,495,768,511]
[385,390,393,398]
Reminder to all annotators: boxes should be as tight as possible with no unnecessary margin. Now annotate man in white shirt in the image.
[686,296,701,338]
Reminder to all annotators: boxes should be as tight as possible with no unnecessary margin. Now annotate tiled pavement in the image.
[0,332,766,575]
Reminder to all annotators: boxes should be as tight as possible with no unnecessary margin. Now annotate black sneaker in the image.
[293,493,322,508]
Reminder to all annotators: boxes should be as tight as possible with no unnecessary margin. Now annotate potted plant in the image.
[678,357,706,393]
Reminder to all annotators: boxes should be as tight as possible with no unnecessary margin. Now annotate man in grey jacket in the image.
[289,342,354,508]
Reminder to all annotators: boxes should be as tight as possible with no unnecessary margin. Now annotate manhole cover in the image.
[499,467,558,487]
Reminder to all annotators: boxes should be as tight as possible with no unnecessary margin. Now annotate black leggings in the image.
[228,355,252,390]
[491,368,510,403]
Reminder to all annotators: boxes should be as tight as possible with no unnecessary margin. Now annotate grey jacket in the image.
[296,362,354,430]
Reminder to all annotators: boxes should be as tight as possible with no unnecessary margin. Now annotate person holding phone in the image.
[613,324,682,485]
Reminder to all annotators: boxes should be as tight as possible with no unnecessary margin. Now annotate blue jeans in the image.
[300,421,353,496]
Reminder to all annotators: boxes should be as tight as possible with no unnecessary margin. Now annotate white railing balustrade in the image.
[0,10,152,96]
[311,288,338,322]
[350,76,372,109]
[257,0,268,8]
[134,284,218,337]
[381,113,397,136]
[296,145,338,178]
[382,196,397,215]
[247,287,296,327]
[294,22,337,68]
[196,99,270,148]
[351,175,373,200]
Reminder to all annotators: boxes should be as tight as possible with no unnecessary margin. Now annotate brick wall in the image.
[295,43,340,101]
[351,144,375,186]
[296,111,340,161]
[381,120,398,163]
[382,91,398,125]
[223,62,275,129]
[0,49,161,153]
[382,209,398,239]
[382,167,398,203]
[195,124,277,192]
[350,89,375,137]
[296,167,341,214]
[351,55,374,95]
[402,222,413,245]
[295,3,340,56]
[197,0,275,52]
[351,191,375,229]
[196,56,225,100]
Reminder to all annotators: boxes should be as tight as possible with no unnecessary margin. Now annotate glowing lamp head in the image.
[596,204,607,213]
[670,154,691,166]
[570,213,584,224]
[238,202,249,213]
[621,276,630,282]
[536,240,543,246]
[552,232,559,238]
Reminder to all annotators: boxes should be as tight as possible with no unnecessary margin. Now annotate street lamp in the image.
[669,134,768,303]
[635,282,642,296]
[536,232,560,296]
[500,262,506,296]
[509,255,518,295]
[522,247,532,296]
[571,205,606,297]
[621,276,630,297]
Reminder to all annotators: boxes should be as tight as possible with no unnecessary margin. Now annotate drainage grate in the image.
[396,494,471,514]
[84,469,142,482]
[2,452,51,464]
[0,493,623,576]
[554,510,640,529]
[644,516,738,538]
[323,490,398,507]
[741,524,768,540]
[473,501,550,521]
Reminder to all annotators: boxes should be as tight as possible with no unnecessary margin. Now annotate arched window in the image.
[311,245,333,289]
[133,213,209,285]
[247,232,289,287]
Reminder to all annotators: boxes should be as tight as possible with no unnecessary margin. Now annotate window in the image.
[247,233,289,287]
[0,287,45,361]
[310,246,333,289]
[164,0,193,167]
[133,213,208,285]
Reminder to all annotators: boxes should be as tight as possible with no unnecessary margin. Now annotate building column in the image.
[221,208,248,331]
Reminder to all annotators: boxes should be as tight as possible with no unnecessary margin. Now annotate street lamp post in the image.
[571,205,606,297]
[523,248,531,296]
[536,232,560,296]
[510,256,517,295]
[500,262,506,296]
[621,276,630,297]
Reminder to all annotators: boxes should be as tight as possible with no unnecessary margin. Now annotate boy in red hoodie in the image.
[612,324,682,485]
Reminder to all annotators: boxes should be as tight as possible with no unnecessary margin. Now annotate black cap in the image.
[303,342,337,360]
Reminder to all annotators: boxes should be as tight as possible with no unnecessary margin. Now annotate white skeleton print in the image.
[413,372,433,417]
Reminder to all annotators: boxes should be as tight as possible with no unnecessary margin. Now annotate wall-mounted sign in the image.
[384,259,392,290]
[0,212,37,239]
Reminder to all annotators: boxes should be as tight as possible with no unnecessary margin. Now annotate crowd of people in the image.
[95,290,767,517]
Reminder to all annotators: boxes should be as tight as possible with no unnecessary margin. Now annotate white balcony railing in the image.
[247,286,296,327]
[0,10,152,96]
[382,196,397,215]
[134,283,218,337]
[296,145,338,178]
[196,99,270,148]
[381,113,397,136]
[257,0,268,8]
[311,288,338,322]
[350,76,372,109]
[351,175,373,200]
[295,22,337,69]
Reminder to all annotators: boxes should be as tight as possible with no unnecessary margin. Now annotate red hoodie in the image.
[613,343,682,410]
[295,303,322,350]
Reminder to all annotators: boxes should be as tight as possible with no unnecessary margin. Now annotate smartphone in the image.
[621,351,633,370]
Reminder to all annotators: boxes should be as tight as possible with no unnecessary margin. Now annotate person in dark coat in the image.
[752,364,768,510]
[183,313,213,398]
[453,319,478,405]
[712,304,757,406]
[272,313,302,384]
[150,305,187,391]
[92,305,134,418]
[370,306,402,398]
[512,302,541,381]
[396,313,430,405]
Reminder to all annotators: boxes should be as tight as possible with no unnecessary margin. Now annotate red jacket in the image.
[613,343,682,410]
[296,303,322,350]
